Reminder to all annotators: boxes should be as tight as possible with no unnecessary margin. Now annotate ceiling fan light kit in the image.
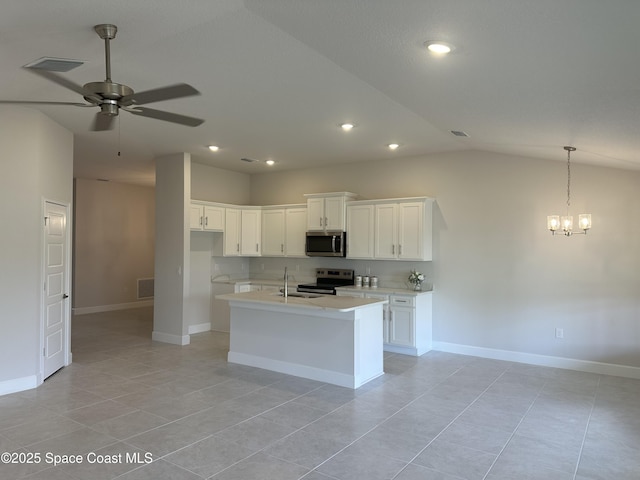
[1,23,204,131]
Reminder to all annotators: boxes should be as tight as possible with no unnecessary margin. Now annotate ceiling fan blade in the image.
[121,83,200,106]
[91,112,116,131]
[26,68,96,99]
[0,100,91,107]
[126,106,204,127]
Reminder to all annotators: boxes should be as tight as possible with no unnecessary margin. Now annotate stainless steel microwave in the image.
[305,231,346,257]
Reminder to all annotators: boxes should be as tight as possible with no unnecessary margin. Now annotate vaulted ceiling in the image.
[2,0,639,185]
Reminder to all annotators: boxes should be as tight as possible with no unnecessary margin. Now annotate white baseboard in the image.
[433,342,640,380]
[228,351,374,389]
[152,331,190,346]
[0,375,38,396]
[188,323,211,335]
[73,300,154,316]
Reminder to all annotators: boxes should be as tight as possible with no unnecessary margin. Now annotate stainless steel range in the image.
[297,268,355,295]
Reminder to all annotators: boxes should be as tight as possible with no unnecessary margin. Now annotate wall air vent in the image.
[450,130,469,137]
[137,278,154,299]
[24,57,84,72]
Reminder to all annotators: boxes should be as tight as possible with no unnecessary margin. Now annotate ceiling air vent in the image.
[450,130,469,137]
[24,57,84,72]
[240,157,259,163]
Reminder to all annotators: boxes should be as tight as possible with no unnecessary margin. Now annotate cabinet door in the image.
[285,208,307,257]
[224,208,241,256]
[262,209,285,256]
[347,204,374,259]
[365,292,390,342]
[190,204,203,230]
[324,196,346,230]
[306,198,325,231]
[203,206,224,231]
[374,203,398,259]
[389,306,414,347]
[397,202,424,260]
[240,209,261,256]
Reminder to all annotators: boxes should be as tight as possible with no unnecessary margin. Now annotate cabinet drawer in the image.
[390,295,415,307]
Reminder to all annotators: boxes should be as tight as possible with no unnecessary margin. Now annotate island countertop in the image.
[216,290,387,313]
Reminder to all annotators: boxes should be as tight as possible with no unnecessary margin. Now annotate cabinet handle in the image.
[398,244,402,255]
[205,217,208,227]
[320,217,323,227]
[237,243,239,252]
[281,244,284,253]
[392,245,395,255]
[256,243,259,252]
[200,216,203,226]
[324,216,328,227]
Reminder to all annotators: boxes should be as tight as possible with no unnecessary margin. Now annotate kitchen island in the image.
[216,291,387,388]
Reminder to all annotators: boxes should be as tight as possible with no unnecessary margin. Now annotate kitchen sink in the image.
[273,292,324,298]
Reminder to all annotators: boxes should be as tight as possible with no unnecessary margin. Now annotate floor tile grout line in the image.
[479,376,548,480]
[571,374,601,480]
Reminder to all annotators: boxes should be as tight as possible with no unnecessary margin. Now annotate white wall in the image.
[73,179,155,311]
[249,150,640,372]
[153,153,191,345]
[191,161,251,204]
[0,107,73,390]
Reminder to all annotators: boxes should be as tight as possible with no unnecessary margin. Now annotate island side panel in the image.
[227,303,384,388]
[353,304,384,387]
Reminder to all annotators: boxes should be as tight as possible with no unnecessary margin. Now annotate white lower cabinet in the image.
[336,289,432,356]
[388,296,415,348]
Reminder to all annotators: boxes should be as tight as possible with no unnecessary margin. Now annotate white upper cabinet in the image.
[346,203,374,259]
[304,192,357,231]
[224,208,241,256]
[191,202,225,231]
[240,209,261,256]
[285,207,307,257]
[224,207,261,256]
[348,197,433,261]
[190,203,204,230]
[261,209,286,256]
[203,205,224,231]
[262,206,307,257]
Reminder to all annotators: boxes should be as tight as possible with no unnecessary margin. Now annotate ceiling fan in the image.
[0,24,204,131]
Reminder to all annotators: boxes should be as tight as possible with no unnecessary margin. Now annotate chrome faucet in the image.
[283,267,289,298]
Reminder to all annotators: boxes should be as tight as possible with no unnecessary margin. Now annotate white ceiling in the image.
[2,0,640,185]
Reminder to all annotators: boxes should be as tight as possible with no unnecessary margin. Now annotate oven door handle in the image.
[331,235,336,253]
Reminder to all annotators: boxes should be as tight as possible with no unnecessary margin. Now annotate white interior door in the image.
[43,202,69,379]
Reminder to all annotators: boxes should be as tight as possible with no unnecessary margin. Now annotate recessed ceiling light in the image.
[265,159,275,166]
[424,41,454,55]
[340,123,355,131]
[388,143,400,150]
[208,145,220,152]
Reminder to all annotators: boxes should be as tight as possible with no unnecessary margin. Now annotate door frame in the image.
[39,198,72,384]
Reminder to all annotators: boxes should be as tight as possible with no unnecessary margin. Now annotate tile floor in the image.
[1,307,639,479]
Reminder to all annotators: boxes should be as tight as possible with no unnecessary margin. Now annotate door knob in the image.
[63,294,69,299]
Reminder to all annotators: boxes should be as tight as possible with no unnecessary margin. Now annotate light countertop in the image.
[216,290,387,312]
[336,285,433,296]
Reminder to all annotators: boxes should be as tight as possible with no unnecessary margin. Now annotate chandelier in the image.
[547,146,592,236]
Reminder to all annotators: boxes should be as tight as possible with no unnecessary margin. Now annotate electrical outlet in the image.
[555,328,564,339]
